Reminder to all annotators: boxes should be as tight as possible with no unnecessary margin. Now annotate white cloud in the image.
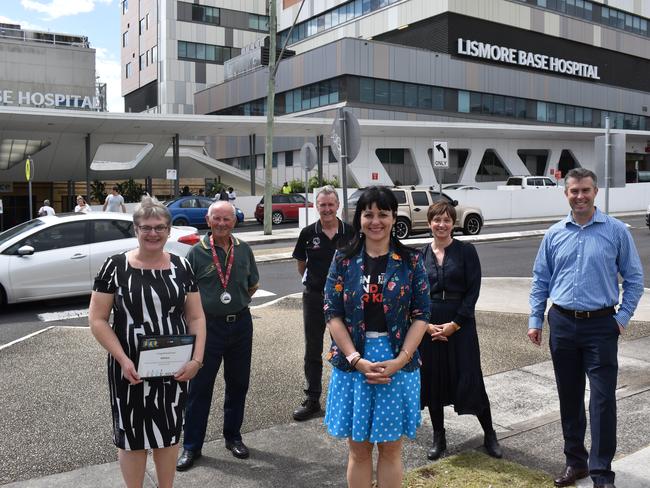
[95,47,123,112]
[0,15,45,31]
[20,0,112,20]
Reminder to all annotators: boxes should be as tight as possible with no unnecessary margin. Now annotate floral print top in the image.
[323,244,431,372]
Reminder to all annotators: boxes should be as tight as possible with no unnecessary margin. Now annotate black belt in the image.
[431,291,463,301]
[207,308,249,324]
[552,304,616,319]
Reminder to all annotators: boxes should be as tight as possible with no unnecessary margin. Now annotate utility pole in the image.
[263,0,277,235]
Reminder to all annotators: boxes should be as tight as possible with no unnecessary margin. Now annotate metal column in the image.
[85,133,91,199]
[173,134,180,197]
[249,134,256,195]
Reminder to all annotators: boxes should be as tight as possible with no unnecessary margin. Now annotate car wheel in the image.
[394,217,411,239]
[271,211,284,225]
[462,214,482,235]
[0,284,6,309]
[174,217,189,226]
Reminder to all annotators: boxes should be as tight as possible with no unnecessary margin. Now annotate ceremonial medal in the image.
[209,235,235,304]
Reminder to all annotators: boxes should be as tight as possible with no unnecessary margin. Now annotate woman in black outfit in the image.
[418,200,502,460]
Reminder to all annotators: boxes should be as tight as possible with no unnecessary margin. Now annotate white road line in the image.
[38,309,89,322]
[252,289,276,298]
[251,292,302,309]
[0,326,55,351]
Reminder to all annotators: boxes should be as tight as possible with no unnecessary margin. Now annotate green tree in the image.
[89,180,107,204]
[118,178,146,203]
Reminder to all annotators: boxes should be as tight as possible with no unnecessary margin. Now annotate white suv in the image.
[505,176,558,188]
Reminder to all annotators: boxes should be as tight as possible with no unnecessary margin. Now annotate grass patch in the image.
[402,451,555,488]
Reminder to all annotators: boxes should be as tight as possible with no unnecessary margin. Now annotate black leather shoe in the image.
[593,484,616,488]
[176,449,201,471]
[427,429,446,460]
[292,398,321,421]
[225,439,250,459]
[554,465,589,487]
[483,430,503,459]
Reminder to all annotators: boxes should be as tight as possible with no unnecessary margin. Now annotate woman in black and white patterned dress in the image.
[89,196,206,488]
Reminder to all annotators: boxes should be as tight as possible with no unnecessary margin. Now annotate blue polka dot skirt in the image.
[324,336,422,443]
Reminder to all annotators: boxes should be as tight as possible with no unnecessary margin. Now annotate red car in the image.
[254,194,313,224]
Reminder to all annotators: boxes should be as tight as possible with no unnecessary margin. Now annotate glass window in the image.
[565,105,575,125]
[248,14,259,30]
[476,150,511,182]
[419,86,432,109]
[354,0,363,16]
[310,84,319,108]
[432,87,444,110]
[390,81,404,106]
[139,18,145,35]
[122,31,128,47]
[178,41,186,58]
[412,191,429,206]
[404,84,418,108]
[556,104,565,124]
[504,97,515,117]
[259,16,269,31]
[302,87,311,110]
[458,90,469,113]
[375,80,389,105]
[391,190,407,204]
[482,94,493,114]
[362,0,372,14]
[206,44,215,61]
[324,12,331,29]
[293,89,302,112]
[24,222,88,252]
[470,92,482,113]
[537,101,548,122]
[331,8,339,26]
[122,0,128,14]
[187,42,196,58]
[285,90,293,113]
[320,81,330,106]
[125,62,132,78]
[196,43,205,60]
[329,78,339,103]
[575,107,584,126]
[516,99,526,118]
[285,151,293,167]
[493,95,505,116]
[92,220,133,243]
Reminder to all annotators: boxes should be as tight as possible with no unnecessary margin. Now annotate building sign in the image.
[0,89,99,109]
[456,38,600,80]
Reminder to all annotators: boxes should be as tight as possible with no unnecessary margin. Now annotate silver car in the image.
[0,212,199,306]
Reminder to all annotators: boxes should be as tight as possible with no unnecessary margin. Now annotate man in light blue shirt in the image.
[528,168,643,488]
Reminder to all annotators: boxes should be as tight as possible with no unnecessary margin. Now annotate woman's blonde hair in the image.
[132,196,171,227]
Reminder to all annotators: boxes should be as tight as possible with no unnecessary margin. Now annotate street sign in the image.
[166,169,177,180]
[330,108,361,164]
[432,141,449,168]
[25,157,32,181]
[299,142,318,171]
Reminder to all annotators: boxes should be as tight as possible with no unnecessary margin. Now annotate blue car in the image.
[165,196,244,227]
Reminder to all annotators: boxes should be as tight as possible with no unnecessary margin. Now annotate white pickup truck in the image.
[498,176,559,190]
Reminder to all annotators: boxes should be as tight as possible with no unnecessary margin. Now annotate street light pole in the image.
[263,0,277,235]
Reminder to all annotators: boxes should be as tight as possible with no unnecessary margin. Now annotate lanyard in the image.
[209,235,234,290]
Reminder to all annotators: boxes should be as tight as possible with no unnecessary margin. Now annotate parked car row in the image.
[165,196,244,227]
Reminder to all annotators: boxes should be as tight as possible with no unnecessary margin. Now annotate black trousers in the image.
[548,306,619,485]
[302,291,327,401]
[183,309,253,450]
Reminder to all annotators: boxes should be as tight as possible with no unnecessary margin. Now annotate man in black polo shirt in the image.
[292,186,354,420]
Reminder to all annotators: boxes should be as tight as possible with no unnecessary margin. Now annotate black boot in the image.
[483,430,503,458]
[427,429,446,460]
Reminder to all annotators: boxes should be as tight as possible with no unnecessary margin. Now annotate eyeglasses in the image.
[137,225,169,234]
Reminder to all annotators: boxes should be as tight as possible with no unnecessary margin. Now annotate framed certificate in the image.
[137,335,195,379]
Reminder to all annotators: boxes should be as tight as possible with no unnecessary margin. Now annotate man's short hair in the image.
[316,185,339,202]
[208,200,237,218]
[44,199,50,206]
[565,168,597,187]
[112,185,119,191]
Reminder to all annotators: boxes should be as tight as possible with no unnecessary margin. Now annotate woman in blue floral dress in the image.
[323,186,430,488]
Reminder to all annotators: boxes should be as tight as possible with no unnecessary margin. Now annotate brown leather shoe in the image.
[554,465,589,487]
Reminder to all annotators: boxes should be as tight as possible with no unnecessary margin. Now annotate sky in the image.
[1,0,122,112]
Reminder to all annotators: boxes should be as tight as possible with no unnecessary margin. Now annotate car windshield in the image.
[165,197,185,207]
[0,219,46,247]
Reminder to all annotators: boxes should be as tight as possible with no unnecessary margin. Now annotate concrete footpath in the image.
[4,277,650,488]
